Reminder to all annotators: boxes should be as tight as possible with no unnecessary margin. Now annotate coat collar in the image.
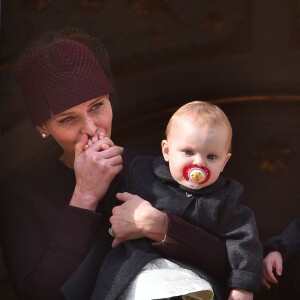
[152,156,227,196]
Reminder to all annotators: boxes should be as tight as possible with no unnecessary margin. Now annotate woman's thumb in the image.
[75,134,88,157]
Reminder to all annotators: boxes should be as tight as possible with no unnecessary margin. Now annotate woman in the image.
[0,28,229,300]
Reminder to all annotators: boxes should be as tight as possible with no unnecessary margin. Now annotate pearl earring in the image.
[41,133,47,139]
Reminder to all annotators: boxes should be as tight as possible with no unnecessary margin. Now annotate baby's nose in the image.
[194,155,205,166]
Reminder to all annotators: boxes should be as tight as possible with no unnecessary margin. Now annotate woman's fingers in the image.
[72,136,124,210]
[75,134,89,157]
[89,146,124,165]
[111,237,123,248]
[116,192,135,202]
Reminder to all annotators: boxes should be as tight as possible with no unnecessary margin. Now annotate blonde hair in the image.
[166,101,232,151]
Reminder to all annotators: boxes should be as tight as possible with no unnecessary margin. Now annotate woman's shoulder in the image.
[3,154,70,184]
[0,152,74,207]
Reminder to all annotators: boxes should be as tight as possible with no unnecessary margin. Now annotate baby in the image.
[88,101,263,300]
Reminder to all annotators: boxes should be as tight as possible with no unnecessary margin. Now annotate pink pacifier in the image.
[183,164,210,188]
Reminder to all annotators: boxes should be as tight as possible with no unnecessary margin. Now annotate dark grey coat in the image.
[89,156,263,300]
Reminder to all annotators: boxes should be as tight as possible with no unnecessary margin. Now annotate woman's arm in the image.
[0,136,123,300]
[153,211,230,283]
[110,192,230,283]
[0,180,100,300]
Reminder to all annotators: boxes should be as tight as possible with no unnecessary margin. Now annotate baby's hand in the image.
[262,251,283,289]
[83,132,109,150]
[228,289,253,300]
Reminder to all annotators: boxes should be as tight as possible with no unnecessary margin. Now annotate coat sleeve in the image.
[217,181,263,293]
[152,212,230,283]
[264,218,300,262]
[0,179,100,300]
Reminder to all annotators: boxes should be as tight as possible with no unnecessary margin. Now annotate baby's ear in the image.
[226,152,232,162]
[161,140,169,162]
[221,152,232,171]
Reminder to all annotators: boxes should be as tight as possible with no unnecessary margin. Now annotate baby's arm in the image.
[218,181,263,294]
[228,289,253,300]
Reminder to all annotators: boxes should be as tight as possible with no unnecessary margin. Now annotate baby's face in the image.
[162,116,231,189]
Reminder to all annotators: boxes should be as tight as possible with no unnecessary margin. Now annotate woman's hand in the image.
[109,192,167,247]
[228,289,253,300]
[70,133,123,211]
[262,251,283,289]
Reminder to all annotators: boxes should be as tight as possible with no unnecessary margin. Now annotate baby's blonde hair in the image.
[166,101,232,151]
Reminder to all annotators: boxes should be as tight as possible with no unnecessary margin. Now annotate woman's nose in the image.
[82,118,97,136]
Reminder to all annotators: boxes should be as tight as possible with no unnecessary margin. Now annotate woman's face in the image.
[37,95,112,164]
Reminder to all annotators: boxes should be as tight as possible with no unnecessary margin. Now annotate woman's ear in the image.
[161,139,169,162]
[36,124,48,138]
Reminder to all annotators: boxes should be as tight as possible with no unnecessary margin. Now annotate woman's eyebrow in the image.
[90,98,103,105]
[53,111,75,119]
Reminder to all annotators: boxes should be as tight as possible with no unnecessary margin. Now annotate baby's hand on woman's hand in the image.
[83,132,109,151]
[70,134,123,211]
[228,289,253,300]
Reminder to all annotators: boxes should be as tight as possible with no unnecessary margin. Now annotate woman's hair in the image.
[15,27,116,126]
[166,100,232,150]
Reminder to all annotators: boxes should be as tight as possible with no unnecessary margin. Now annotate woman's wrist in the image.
[141,207,167,243]
[69,186,98,211]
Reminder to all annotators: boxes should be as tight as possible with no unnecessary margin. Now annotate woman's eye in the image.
[184,150,193,156]
[207,154,217,160]
[91,102,104,110]
[58,116,74,124]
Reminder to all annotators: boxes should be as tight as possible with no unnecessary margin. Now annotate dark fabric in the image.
[264,219,300,299]
[88,156,263,299]
[153,211,230,284]
[0,152,118,300]
[90,239,227,300]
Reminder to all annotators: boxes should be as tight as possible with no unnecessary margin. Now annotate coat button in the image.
[185,192,193,198]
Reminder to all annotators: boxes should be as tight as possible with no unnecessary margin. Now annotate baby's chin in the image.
[180,180,207,190]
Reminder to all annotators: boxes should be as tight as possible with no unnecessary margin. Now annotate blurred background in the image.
[1,0,300,299]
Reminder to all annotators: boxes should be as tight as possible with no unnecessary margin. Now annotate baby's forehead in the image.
[174,113,224,128]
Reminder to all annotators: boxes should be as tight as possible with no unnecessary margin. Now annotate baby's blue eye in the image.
[207,154,217,160]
